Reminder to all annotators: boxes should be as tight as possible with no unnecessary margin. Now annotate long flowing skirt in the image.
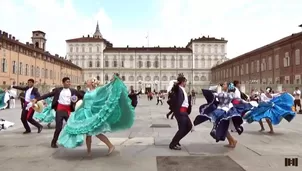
[194,89,253,142]
[244,93,295,125]
[33,108,55,124]
[58,77,135,148]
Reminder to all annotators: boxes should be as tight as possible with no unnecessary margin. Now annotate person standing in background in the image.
[293,87,301,113]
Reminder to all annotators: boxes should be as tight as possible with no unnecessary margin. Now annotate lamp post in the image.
[154,80,159,92]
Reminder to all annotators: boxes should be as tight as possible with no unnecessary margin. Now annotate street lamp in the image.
[154,80,159,92]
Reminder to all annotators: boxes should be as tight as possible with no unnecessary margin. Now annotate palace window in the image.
[138,61,143,68]
[195,57,198,68]
[275,54,279,68]
[31,65,34,76]
[283,52,290,67]
[45,69,48,78]
[179,55,183,68]
[76,47,79,52]
[121,76,126,81]
[146,61,151,68]
[96,61,100,67]
[97,46,100,52]
[36,66,40,77]
[82,47,85,52]
[70,47,73,52]
[104,74,109,81]
[19,62,23,75]
[105,61,109,67]
[12,61,16,74]
[295,49,300,65]
[88,61,93,68]
[113,61,118,67]
[1,58,7,73]
[245,63,249,74]
[256,60,260,72]
[89,47,92,53]
[25,64,28,76]
[162,55,167,68]
[171,56,175,68]
[268,56,272,70]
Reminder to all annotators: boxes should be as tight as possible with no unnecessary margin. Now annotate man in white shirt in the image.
[33,77,83,148]
[169,74,192,150]
[293,87,301,112]
[12,79,43,134]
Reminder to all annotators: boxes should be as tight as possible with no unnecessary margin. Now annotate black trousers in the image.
[21,108,42,132]
[156,99,163,105]
[52,110,69,144]
[170,113,192,147]
[166,110,174,119]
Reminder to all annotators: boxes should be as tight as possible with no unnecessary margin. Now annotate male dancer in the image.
[169,74,192,150]
[128,86,141,108]
[33,77,84,148]
[12,79,43,134]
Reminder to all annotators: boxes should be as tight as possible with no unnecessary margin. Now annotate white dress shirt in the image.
[25,87,33,102]
[234,87,241,99]
[293,90,301,100]
[58,88,71,105]
[179,86,189,107]
[260,93,272,102]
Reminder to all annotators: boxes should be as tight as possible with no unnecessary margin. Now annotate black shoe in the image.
[177,143,181,146]
[51,142,58,148]
[169,145,181,150]
[38,126,43,133]
[166,114,169,119]
[23,131,31,134]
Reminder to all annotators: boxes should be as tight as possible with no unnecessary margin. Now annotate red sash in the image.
[57,104,71,116]
[24,102,34,120]
[180,107,188,113]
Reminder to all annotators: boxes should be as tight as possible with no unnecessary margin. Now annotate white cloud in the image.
[1,0,302,58]
[0,0,112,56]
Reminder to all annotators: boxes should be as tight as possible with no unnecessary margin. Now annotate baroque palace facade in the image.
[211,25,302,92]
[66,23,228,92]
[0,30,82,87]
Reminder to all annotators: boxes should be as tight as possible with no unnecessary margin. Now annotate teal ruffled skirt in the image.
[33,98,55,123]
[58,77,135,148]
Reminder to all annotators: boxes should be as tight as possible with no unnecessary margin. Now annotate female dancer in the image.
[0,89,15,130]
[244,87,295,133]
[194,82,253,148]
[58,74,135,156]
[33,97,55,128]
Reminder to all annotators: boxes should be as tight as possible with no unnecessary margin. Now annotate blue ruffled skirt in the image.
[194,89,253,142]
[243,93,295,125]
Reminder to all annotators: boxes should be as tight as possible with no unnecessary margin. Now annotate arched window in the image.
[105,74,109,81]
[96,76,100,80]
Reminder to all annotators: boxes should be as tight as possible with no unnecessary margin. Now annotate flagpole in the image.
[146,32,149,47]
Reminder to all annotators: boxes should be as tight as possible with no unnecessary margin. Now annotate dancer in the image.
[32,77,84,148]
[33,97,55,129]
[194,82,253,148]
[12,79,43,134]
[156,92,163,105]
[166,80,177,119]
[244,87,295,133]
[169,74,192,150]
[293,87,301,113]
[58,75,135,156]
[128,86,141,108]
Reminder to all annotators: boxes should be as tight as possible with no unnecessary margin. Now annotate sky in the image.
[0,0,302,58]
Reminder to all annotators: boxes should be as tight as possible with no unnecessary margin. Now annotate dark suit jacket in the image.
[36,87,82,112]
[170,84,192,115]
[77,90,86,100]
[128,90,142,107]
[13,86,40,106]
